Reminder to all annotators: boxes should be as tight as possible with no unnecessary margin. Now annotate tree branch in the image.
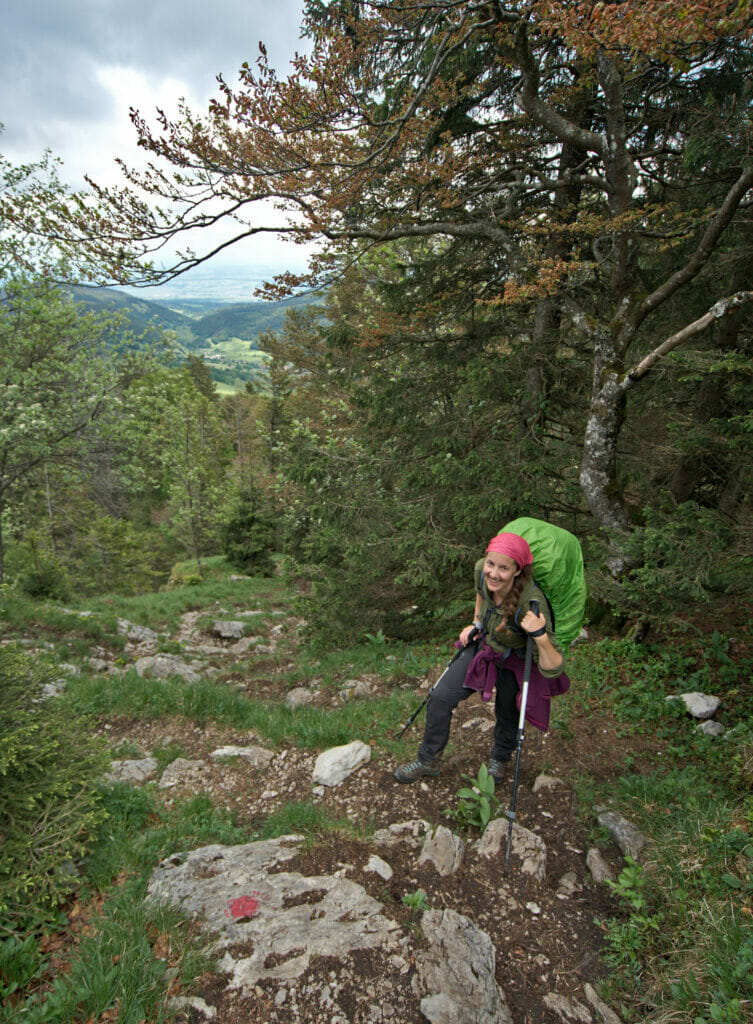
[626,290,753,385]
[636,165,753,327]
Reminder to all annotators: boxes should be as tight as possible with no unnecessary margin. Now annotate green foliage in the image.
[401,889,430,913]
[0,935,45,1010]
[0,645,109,935]
[16,542,70,601]
[221,489,277,575]
[256,800,360,841]
[443,764,498,833]
[603,859,665,976]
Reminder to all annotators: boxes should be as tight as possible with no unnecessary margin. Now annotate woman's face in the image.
[483,551,520,598]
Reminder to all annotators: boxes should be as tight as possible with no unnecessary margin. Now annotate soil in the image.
[92,615,650,1024]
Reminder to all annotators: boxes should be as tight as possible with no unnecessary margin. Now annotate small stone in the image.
[597,811,649,860]
[557,871,582,898]
[526,901,542,915]
[697,720,725,737]
[586,848,615,884]
[312,741,371,787]
[533,773,564,792]
[365,854,394,881]
[419,825,465,877]
[666,692,721,720]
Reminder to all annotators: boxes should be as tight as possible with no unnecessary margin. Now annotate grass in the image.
[65,669,417,750]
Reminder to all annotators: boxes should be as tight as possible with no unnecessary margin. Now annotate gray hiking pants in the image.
[417,643,518,766]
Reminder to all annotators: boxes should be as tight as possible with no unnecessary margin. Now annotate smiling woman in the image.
[395,530,569,785]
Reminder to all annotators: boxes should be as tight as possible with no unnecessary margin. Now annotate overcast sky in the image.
[3,0,311,278]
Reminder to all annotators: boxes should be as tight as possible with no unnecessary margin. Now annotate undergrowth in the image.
[565,627,753,1024]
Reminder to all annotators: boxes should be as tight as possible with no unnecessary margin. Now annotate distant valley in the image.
[69,285,325,393]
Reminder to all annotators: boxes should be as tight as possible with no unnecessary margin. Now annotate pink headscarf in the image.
[486,532,533,569]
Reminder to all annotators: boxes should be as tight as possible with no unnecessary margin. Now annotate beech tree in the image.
[83,0,753,568]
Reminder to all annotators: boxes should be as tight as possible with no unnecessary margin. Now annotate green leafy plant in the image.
[603,858,665,975]
[401,889,430,913]
[443,764,498,833]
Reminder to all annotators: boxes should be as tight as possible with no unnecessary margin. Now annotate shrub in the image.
[0,646,109,935]
[221,490,277,576]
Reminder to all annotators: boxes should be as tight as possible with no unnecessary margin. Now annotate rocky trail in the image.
[60,601,654,1024]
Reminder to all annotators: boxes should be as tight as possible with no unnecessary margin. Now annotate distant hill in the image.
[191,293,325,345]
[69,286,197,348]
[69,286,325,351]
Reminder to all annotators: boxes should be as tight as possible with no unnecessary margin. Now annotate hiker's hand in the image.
[521,609,547,638]
[459,624,477,646]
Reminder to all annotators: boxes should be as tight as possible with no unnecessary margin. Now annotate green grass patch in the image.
[255,800,367,843]
[65,669,418,750]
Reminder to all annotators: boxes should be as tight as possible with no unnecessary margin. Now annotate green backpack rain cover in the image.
[502,517,587,648]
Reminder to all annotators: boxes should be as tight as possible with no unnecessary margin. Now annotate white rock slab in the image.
[312,741,371,787]
[146,836,401,995]
[210,745,275,768]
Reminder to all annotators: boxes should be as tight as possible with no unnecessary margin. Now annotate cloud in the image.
[2,0,306,169]
[2,0,313,274]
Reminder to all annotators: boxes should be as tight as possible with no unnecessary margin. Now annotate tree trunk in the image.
[579,336,632,573]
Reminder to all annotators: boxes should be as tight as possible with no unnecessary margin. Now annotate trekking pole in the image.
[504,599,539,873]
[396,627,480,738]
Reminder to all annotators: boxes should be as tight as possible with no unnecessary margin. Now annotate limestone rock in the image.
[556,871,582,898]
[543,992,593,1022]
[167,995,217,1019]
[213,620,247,640]
[312,740,371,787]
[372,819,431,849]
[697,720,725,737]
[412,908,512,1024]
[229,637,256,655]
[286,687,316,708]
[584,983,624,1024]
[117,618,159,644]
[418,825,465,877]
[106,757,158,784]
[134,653,202,684]
[210,745,274,768]
[477,819,547,881]
[666,691,721,720]
[586,848,615,884]
[597,811,648,860]
[533,773,565,793]
[365,854,393,881]
[146,837,401,995]
[158,758,211,790]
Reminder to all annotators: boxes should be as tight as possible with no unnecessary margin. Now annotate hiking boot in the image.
[394,758,440,783]
[487,758,508,784]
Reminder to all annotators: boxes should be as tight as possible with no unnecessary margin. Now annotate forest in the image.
[1,1,753,1022]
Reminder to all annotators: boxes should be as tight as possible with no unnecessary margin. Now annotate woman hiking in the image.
[395,531,570,784]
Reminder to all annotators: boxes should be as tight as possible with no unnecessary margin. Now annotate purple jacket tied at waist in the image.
[462,642,570,731]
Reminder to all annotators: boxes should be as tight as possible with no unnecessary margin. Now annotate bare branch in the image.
[626,290,753,385]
